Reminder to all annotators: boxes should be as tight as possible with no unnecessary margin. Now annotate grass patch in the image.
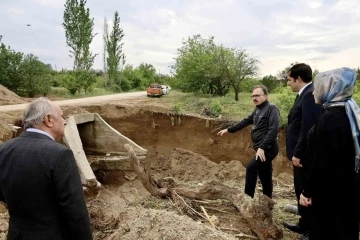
[47,87,117,99]
[165,90,297,125]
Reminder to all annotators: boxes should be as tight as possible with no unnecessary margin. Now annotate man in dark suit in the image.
[284,63,322,240]
[0,98,92,240]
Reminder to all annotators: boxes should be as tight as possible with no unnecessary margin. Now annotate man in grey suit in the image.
[0,97,92,239]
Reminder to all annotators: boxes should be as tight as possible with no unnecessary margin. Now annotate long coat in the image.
[303,106,360,240]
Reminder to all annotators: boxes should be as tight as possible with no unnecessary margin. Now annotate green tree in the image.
[105,11,125,89]
[138,63,157,87]
[63,0,96,70]
[58,71,79,95]
[239,78,262,93]
[63,0,97,93]
[73,69,96,93]
[122,65,143,89]
[172,35,228,95]
[220,47,259,101]
[0,37,24,92]
[18,54,52,97]
[261,75,279,93]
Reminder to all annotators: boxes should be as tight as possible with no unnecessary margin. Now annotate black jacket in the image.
[286,83,322,161]
[227,101,280,150]
[0,131,92,240]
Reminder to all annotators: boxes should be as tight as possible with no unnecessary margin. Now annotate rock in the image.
[124,173,137,181]
[207,138,214,145]
[106,153,111,157]
[210,215,220,226]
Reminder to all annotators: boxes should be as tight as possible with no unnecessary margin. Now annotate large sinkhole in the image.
[77,105,292,177]
[1,104,298,240]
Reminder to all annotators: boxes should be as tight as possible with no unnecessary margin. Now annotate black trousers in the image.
[245,147,279,198]
[293,165,311,231]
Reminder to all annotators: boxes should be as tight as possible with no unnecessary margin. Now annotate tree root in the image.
[124,144,283,240]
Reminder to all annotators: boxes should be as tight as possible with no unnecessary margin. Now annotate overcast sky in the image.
[1,0,359,77]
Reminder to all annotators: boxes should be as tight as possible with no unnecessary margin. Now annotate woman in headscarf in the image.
[299,67,360,239]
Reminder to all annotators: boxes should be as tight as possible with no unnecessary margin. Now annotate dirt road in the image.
[0,91,146,112]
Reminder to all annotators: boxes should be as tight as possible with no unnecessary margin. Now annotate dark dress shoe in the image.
[283,222,307,234]
[300,232,309,240]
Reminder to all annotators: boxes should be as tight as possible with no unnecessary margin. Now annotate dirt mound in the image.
[62,106,91,118]
[113,207,237,240]
[150,148,246,185]
[0,85,27,106]
[0,121,15,143]
[88,197,237,240]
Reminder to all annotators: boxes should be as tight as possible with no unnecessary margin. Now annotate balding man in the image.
[0,97,92,240]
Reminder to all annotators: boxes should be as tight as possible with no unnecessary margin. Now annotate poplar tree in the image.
[105,11,125,89]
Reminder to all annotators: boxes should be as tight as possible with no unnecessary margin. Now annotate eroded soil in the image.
[0,92,301,240]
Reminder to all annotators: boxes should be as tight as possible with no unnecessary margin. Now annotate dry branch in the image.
[124,144,283,240]
[200,206,215,228]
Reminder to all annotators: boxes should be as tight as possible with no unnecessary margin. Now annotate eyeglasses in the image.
[251,94,264,98]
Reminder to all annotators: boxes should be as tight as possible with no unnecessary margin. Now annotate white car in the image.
[161,85,170,95]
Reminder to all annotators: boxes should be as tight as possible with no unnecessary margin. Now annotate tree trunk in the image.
[124,144,283,240]
[234,90,239,101]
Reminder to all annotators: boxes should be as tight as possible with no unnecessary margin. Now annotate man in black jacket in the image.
[0,97,92,240]
[284,63,322,240]
[218,85,280,198]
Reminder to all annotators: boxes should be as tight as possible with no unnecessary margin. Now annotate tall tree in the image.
[105,11,125,89]
[63,0,97,71]
[220,47,259,101]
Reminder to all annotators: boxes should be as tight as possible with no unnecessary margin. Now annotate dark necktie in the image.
[294,94,299,103]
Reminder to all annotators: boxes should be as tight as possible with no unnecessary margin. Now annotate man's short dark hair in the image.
[253,85,269,95]
[288,63,313,83]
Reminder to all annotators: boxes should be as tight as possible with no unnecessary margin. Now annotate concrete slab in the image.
[63,116,98,188]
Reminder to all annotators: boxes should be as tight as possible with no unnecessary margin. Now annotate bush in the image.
[353,92,360,104]
[261,75,280,93]
[210,99,223,116]
[173,102,183,113]
[120,78,131,92]
[94,76,105,88]
[271,87,296,126]
[112,78,132,92]
[48,87,70,97]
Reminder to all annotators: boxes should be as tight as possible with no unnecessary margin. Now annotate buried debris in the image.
[124,144,283,240]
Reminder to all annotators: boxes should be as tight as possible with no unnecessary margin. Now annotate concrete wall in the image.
[77,113,147,156]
